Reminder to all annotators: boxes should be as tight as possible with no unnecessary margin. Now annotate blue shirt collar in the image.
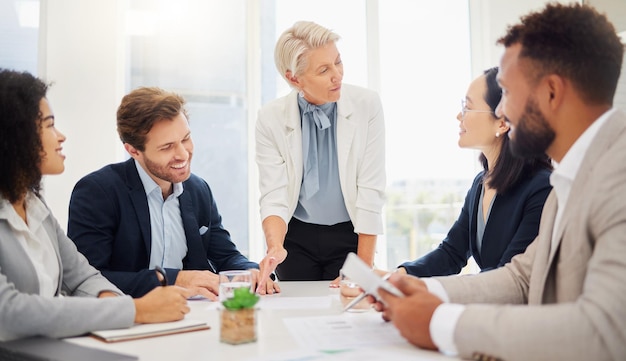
[134,159,184,198]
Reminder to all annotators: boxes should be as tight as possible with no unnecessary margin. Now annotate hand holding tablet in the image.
[339,253,404,308]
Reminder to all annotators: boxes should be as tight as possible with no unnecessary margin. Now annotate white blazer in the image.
[255,83,386,235]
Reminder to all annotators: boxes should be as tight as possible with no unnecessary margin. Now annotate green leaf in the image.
[222,287,259,310]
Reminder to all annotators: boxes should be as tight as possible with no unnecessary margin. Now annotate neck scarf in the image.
[300,96,333,199]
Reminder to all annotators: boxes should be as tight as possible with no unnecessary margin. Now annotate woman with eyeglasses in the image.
[395,67,553,277]
[254,21,386,290]
[0,69,192,341]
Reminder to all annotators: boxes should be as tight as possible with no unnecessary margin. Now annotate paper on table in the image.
[247,345,447,361]
[257,295,332,310]
[90,318,209,343]
[282,312,406,351]
[244,348,326,361]
[202,295,332,311]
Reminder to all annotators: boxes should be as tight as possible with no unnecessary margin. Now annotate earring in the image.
[496,131,500,138]
[298,89,304,97]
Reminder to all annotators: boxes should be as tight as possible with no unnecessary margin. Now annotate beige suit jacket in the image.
[436,109,626,361]
[255,84,386,235]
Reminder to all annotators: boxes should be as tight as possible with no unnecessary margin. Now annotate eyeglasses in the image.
[461,99,494,119]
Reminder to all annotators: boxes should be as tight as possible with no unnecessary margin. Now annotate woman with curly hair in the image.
[0,69,192,341]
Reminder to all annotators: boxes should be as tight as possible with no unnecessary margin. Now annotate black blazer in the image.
[68,159,257,297]
[400,169,552,276]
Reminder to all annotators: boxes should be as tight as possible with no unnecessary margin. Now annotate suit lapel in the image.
[41,214,63,295]
[125,160,153,256]
[528,191,557,304]
[469,179,483,265]
[547,111,624,266]
[336,90,357,179]
[285,91,304,191]
[537,110,626,302]
[177,189,211,270]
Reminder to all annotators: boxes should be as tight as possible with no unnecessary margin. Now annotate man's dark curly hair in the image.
[497,2,624,105]
[0,69,49,203]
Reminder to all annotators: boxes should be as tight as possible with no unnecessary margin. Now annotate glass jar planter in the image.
[219,307,257,344]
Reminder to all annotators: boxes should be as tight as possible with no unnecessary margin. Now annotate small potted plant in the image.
[220,287,259,344]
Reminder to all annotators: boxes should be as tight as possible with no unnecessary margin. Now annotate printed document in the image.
[282,312,406,351]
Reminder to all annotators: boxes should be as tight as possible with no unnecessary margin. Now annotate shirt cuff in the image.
[430,303,465,357]
[422,278,450,302]
[422,278,462,356]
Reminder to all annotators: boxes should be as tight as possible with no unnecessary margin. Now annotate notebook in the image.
[90,318,210,343]
[0,336,138,361]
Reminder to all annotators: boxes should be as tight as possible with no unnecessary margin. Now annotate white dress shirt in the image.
[0,193,59,297]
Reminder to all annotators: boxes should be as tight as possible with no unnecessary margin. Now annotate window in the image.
[126,0,477,269]
[0,0,40,74]
[269,0,369,95]
[127,0,251,254]
[9,0,608,274]
[378,0,476,270]
[263,1,476,270]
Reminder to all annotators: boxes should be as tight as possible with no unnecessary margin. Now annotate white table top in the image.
[66,281,458,360]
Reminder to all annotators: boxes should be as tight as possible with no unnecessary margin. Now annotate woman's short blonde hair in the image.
[274,21,341,86]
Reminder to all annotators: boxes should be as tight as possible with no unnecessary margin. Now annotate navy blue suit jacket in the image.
[67,159,257,297]
[401,169,552,276]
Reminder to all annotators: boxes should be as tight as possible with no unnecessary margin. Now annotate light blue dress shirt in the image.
[294,95,351,226]
[134,160,187,269]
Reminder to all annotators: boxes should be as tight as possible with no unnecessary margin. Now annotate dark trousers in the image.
[276,217,358,281]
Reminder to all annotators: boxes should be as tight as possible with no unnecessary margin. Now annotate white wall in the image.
[586,0,626,110]
[469,0,625,109]
[468,0,577,78]
[40,0,127,230]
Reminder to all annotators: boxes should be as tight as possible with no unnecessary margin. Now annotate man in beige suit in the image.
[375,3,626,361]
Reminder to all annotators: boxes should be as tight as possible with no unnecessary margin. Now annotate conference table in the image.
[67,281,460,360]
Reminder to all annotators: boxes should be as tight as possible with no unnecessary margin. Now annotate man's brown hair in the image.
[117,87,188,151]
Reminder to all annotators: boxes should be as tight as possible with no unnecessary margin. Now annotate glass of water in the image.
[219,270,252,302]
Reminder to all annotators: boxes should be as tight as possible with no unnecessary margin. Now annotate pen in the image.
[154,265,168,287]
[342,272,392,312]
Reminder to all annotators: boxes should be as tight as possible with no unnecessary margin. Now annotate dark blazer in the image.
[400,169,552,277]
[68,158,257,297]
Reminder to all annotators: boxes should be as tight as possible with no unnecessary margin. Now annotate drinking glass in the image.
[219,270,252,302]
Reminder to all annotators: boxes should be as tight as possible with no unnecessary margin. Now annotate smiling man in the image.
[68,87,279,299]
[373,3,626,361]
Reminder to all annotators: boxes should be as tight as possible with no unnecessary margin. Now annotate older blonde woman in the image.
[255,21,386,290]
